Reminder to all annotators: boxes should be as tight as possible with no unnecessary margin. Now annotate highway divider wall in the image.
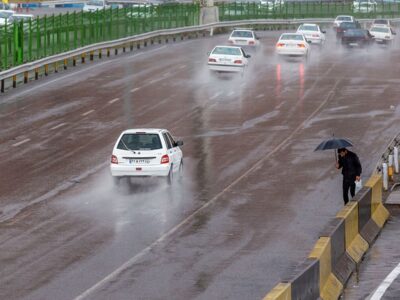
[264,174,389,300]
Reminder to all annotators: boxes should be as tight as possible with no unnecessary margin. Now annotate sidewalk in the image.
[343,184,400,299]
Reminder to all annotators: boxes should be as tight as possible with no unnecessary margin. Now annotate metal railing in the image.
[217,1,400,21]
[0,3,200,71]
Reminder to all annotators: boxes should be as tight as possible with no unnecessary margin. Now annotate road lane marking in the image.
[369,261,400,300]
[73,79,340,300]
[179,64,186,69]
[81,110,94,117]
[12,138,30,147]
[4,46,168,102]
[130,87,141,93]
[210,92,222,100]
[108,98,120,104]
[50,123,67,130]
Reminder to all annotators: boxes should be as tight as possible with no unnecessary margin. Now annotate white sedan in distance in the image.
[275,33,310,57]
[369,25,396,44]
[110,129,183,185]
[296,23,326,45]
[208,45,251,73]
[333,15,355,30]
[228,28,260,47]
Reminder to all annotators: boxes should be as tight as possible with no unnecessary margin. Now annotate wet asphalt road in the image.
[1,30,400,300]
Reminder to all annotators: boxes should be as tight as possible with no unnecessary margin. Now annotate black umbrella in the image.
[314,137,353,161]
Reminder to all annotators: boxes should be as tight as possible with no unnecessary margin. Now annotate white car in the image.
[83,0,110,12]
[228,29,259,47]
[333,15,355,30]
[258,0,284,10]
[0,10,14,26]
[369,25,396,44]
[208,45,250,73]
[276,33,310,57]
[296,23,326,45]
[110,129,183,184]
[372,19,392,28]
[353,0,377,12]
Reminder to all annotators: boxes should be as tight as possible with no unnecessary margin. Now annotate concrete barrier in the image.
[263,174,389,300]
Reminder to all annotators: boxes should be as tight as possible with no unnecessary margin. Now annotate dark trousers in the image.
[343,180,355,204]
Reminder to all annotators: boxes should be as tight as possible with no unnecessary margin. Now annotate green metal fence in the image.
[217,1,400,21]
[0,3,200,71]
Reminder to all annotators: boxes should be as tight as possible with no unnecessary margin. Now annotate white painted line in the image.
[210,92,222,100]
[179,64,186,69]
[369,261,400,300]
[130,87,141,93]
[81,110,94,117]
[163,72,171,77]
[73,79,340,300]
[12,138,30,147]
[227,91,235,97]
[4,46,168,102]
[50,123,67,130]
[108,98,120,104]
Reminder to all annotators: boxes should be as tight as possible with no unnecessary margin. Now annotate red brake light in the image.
[234,60,243,64]
[208,58,216,62]
[111,155,118,164]
[276,42,285,47]
[248,41,255,45]
[161,154,169,164]
[297,44,306,48]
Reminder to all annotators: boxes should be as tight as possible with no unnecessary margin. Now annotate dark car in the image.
[336,21,361,39]
[341,29,374,47]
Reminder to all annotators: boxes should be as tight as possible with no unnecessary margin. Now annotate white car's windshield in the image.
[86,0,104,6]
[212,47,242,56]
[117,133,162,151]
[231,31,253,38]
[371,27,390,33]
[0,11,13,18]
[280,34,304,41]
[298,25,318,31]
[337,16,352,21]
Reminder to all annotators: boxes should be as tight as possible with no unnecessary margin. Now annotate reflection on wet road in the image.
[1,29,400,299]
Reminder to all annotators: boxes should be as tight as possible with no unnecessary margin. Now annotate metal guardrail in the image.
[2,17,400,92]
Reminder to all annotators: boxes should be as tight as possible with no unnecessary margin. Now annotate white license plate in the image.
[130,159,150,164]
[349,42,358,46]
[219,58,232,62]
[375,39,383,42]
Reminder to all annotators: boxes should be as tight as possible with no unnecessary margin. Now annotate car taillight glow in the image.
[208,58,217,62]
[297,44,306,48]
[234,60,243,64]
[248,41,255,45]
[161,154,170,164]
[111,155,118,164]
[276,43,285,47]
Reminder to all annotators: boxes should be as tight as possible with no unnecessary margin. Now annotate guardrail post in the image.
[98,49,102,59]
[35,68,39,80]
[382,163,388,190]
[54,62,58,73]
[115,48,118,55]
[388,154,394,181]
[107,49,110,57]
[1,79,4,93]
[394,147,399,173]
[90,51,94,61]
[64,59,68,70]
[45,64,48,76]
[73,57,76,66]
[24,71,28,84]
[81,53,86,63]
[130,44,133,51]
[12,75,16,88]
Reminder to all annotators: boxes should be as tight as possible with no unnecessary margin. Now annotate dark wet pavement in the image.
[1,29,400,299]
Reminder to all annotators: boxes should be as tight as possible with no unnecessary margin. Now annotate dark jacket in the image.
[338,150,362,182]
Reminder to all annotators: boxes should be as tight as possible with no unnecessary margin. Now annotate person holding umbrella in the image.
[336,148,362,204]
[315,137,362,205]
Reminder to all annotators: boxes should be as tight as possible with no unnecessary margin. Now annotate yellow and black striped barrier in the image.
[263,174,389,300]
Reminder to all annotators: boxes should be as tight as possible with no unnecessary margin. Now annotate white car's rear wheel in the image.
[167,165,173,185]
